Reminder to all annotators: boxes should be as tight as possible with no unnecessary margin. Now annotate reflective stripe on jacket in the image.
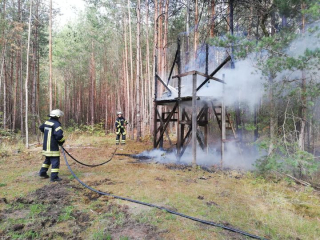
[115,117,128,129]
[39,118,65,157]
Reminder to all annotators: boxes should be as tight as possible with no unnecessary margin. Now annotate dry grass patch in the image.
[1,133,320,239]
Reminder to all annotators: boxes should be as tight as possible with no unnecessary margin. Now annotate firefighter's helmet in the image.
[117,111,123,115]
[49,109,64,118]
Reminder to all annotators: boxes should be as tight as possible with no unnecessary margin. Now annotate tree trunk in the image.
[25,0,33,148]
[158,0,163,95]
[145,0,152,134]
[163,0,169,78]
[139,46,144,136]
[13,44,19,131]
[32,42,36,134]
[194,0,198,60]
[124,16,130,135]
[3,57,6,129]
[151,0,158,135]
[90,40,95,126]
[268,75,275,155]
[49,0,53,111]
[20,37,23,135]
[128,0,134,139]
[185,0,190,64]
[210,0,215,37]
[136,0,141,141]
[0,0,6,130]
[299,2,306,151]
[105,84,108,134]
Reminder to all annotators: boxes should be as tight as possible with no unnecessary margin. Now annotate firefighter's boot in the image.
[51,176,62,182]
[39,160,50,178]
[39,173,50,179]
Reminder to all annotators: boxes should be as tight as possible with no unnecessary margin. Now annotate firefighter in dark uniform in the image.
[115,111,128,145]
[39,109,65,182]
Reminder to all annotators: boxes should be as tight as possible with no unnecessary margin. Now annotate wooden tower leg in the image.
[153,102,158,148]
[221,74,226,168]
[204,107,208,154]
[192,73,197,168]
[177,102,181,159]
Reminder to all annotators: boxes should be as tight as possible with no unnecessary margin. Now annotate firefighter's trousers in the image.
[116,128,126,145]
[39,156,60,180]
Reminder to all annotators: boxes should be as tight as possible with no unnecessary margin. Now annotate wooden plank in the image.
[156,119,178,122]
[221,74,226,168]
[196,55,231,91]
[179,120,207,126]
[196,71,225,83]
[172,70,196,79]
[204,107,208,153]
[192,73,197,167]
[180,128,192,158]
[157,111,172,147]
[198,121,208,126]
[156,74,172,95]
[172,71,225,84]
[177,103,181,159]
[155,102,178,148]
[153,102,158,148]
[179,120,191,125]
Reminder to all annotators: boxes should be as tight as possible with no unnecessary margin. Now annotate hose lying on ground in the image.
[61,146,268,240]
[62,146,117,167]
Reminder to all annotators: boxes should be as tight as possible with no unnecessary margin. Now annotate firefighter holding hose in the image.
[115,111,128,145]
[39,109,65,182]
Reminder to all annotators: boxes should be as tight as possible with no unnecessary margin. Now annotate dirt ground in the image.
[0,135,319,239]
[0,181,160,240]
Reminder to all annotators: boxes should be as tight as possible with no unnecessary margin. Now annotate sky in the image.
[53,0,86,27]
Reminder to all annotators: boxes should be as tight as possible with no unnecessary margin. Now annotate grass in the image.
[1,133,320,239]
[8,230,39,240]
[91,230,112,240]
[58,206,75,222]
[29,203,47,218]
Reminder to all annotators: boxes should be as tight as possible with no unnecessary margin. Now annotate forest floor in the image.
[0,133,320,240]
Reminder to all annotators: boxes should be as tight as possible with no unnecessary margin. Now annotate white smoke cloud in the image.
[287,24,320,58]
[137,142,263,170]
[276,24,320,82]
[159,51,264,111]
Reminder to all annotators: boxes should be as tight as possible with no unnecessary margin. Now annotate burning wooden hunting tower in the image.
[153,40,237,166]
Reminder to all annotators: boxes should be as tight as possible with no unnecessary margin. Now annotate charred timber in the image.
[196,55,231,92]
[167,47,179,85]
[179,120,208,126]
[172,71,225,84]
[156,74,172,96]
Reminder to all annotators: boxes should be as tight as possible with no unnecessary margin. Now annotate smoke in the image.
[276,24,320,82]
[287,24,320,58]
[201,56,264,110]
[159,47,264,111]
[137,142,263,170]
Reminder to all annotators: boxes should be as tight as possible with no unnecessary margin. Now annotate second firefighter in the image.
[115,111,128,145]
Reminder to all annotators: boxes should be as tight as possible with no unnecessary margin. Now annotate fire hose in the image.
[61,146,268,240]
[62,147,117,167]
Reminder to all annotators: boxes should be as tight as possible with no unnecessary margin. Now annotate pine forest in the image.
[0,1,320,239]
